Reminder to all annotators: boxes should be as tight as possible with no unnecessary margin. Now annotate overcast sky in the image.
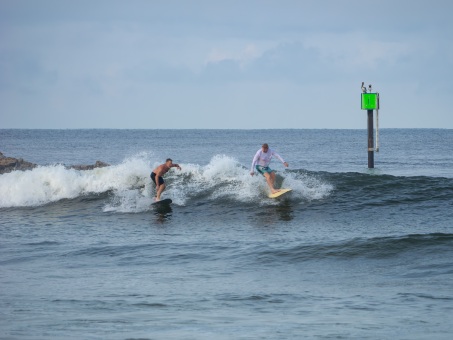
[1,0,452,129]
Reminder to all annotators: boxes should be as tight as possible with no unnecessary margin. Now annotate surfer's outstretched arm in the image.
[250,150,261,175]
[272,151,289,168]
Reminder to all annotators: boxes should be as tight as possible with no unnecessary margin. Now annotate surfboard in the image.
[151,198,173,206]
[268,188,292,199]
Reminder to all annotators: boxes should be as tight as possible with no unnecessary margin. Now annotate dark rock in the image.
[0,152,37,174]
[0,152,110,174]
[69,161,110,171]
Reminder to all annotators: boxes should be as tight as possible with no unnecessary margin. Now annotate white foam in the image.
[184,155,265,202]
[282,171,333,201]
[0,153,152,208]
[0,153,333,211]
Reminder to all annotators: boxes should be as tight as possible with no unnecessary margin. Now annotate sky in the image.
[1,0,452,129]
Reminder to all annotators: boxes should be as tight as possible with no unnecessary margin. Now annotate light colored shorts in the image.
[256,165,275,175]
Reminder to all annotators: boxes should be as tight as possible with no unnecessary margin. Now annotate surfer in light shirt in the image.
[151,158,181,201]
[250,143,288,194]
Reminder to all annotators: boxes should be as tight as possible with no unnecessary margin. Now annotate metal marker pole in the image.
[367,109,374,168]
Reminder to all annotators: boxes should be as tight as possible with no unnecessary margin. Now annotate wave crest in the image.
[1,153,332,211]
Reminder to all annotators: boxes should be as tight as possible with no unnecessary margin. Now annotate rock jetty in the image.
[0,152,37,174]
[0,152,110,174]
[69,161,110,171]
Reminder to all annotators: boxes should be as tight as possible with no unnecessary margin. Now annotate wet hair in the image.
[166,158,173,163]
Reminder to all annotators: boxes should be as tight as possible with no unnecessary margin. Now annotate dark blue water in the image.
[1,129,453,339]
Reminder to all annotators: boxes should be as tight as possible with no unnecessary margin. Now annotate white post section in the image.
[375,92,380,152]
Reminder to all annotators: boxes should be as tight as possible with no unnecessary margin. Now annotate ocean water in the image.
[1,129,452,339]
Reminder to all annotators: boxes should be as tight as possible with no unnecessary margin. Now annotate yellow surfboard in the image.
[268,188,292,198]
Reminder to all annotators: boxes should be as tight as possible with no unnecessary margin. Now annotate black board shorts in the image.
[150,172,164,185]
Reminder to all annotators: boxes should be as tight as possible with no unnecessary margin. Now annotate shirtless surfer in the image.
[151,158,181,201]
[250,143,288,194]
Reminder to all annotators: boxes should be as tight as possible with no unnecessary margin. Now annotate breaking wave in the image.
[0,154,332,211]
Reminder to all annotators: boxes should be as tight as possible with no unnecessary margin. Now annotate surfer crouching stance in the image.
[250,143,288,194]
[151,158,181,201]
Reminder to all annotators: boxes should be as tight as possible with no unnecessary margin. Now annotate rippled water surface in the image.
[1,129,453,339]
